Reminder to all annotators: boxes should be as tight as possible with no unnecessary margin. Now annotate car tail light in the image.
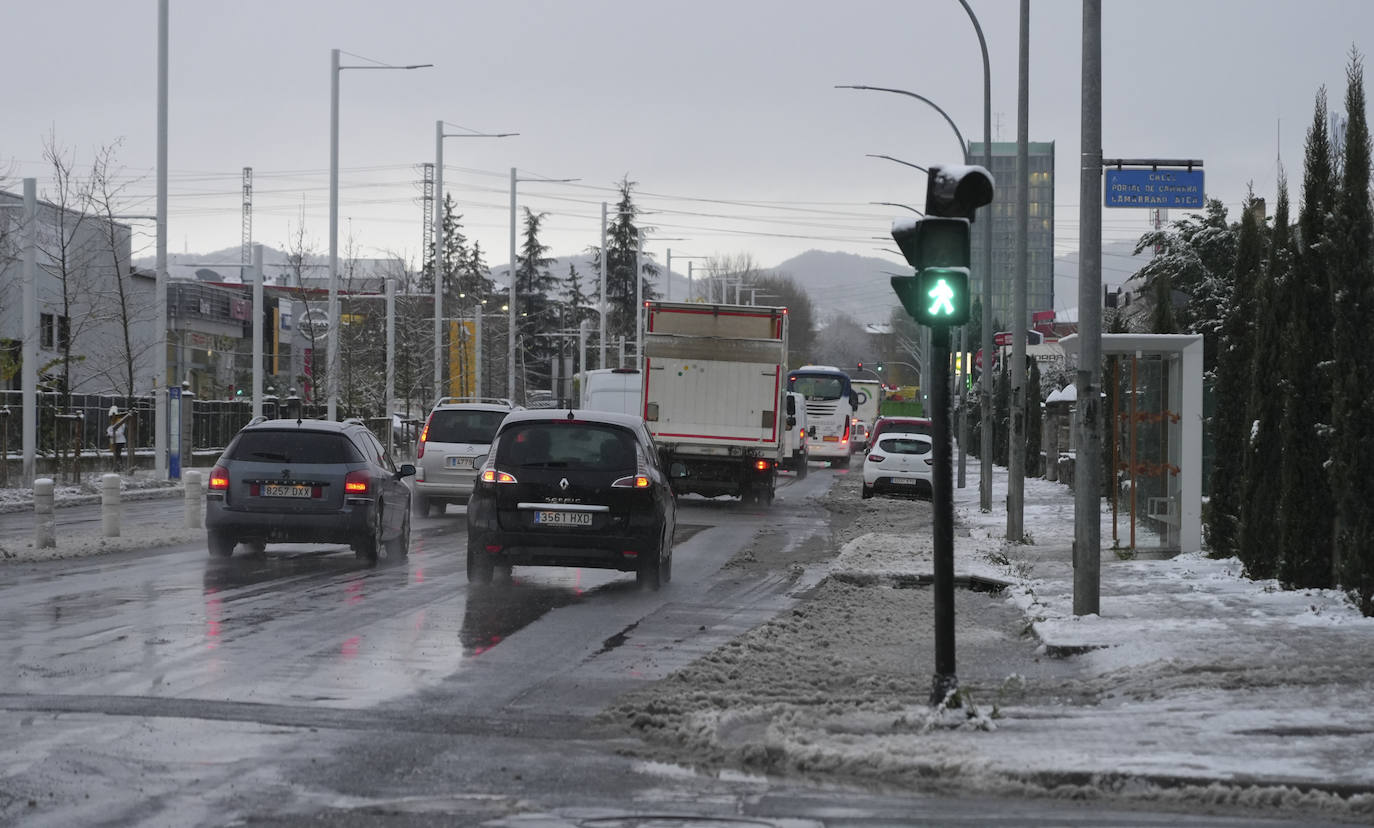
[480,468,517,484]
[868,454,885,463]
[417,415,433,459]
[612,445,653,488]
[753,459,770,471]
[344,470,370,495]
[209,465,229,490]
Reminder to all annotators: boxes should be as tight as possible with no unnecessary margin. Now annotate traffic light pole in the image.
[929,323,957,706]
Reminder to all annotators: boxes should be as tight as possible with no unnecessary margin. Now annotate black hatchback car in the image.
[205,418,415,563]
[465,409,676,589]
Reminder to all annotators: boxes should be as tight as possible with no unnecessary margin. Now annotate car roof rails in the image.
[432,396,515,408]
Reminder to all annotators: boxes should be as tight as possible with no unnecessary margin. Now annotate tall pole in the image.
[634,235,643,369]
[433,120,445,403]
[1008,0,1030,540]
[1075,0,1104,615]
[251,244,264,419]
[21,178,37,482]
[598,202,608,369]
[688,261,694,301]
[957,325,968,487]
[954,0,995,513]
[385,273,395,455]
[327,48,341,421]
[508,167,518,402]
[929,324,957,705]
[665,248,672,302]
[155,0,169,478]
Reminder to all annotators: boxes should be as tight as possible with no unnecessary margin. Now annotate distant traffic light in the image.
[857,361,864,371]
[876,362,884,373]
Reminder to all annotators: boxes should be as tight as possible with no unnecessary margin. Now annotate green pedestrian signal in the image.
[890,267,969,327]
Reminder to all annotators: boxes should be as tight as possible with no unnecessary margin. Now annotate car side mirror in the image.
[785,396,796,416]
[849,391,859,412]
[398,463,416,479]
[808,426,816,438]
[786,415,796,429]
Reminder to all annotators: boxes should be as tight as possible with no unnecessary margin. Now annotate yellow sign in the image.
[449,320,476,398]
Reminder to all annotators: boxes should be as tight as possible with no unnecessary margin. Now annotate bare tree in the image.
[84,139,156,406]
[282,207,325,403]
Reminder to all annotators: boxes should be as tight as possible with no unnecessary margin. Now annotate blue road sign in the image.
[1104,168,1204,209]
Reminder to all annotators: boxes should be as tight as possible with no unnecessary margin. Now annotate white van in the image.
[576,368,643,416]
[780,390,809,478]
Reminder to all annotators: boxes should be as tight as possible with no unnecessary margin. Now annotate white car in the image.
[412,398,516,516]
[861,431,933,500]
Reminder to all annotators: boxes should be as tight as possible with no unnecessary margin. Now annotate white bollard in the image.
[184,470,203,529]
[102,473,121,538]
[34,478,55,549]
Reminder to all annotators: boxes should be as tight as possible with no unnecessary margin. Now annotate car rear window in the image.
[496,422,636,471]
[879,437,932,455]
[227,430,363,464]
[427,409,507,444]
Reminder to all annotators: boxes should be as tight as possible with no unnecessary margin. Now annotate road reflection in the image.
[202,548,401,592]
[459,573,639,656]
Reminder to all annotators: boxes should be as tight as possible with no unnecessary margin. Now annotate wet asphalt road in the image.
[0,468,1325,826]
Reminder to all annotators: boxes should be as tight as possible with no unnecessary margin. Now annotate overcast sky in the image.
[4,1,1370,279]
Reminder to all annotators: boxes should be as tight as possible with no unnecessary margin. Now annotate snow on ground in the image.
[0,472,198,561]
[600,462,1374,821]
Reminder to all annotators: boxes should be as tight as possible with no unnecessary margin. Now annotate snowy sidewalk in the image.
[822,463,1374,814]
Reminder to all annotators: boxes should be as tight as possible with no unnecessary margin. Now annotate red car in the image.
[866,416,933,450]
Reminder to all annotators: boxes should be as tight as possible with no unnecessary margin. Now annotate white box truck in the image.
[643,301,789,506]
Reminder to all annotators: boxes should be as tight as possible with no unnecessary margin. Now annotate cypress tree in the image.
[1025,356,1042,477]
[1277,89,1337,587]
[1237,179,1286,574]
[1329,51,1374,611]
[1211,191,1265,561]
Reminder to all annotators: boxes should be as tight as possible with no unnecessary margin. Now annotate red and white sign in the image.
[994,332,1013,347]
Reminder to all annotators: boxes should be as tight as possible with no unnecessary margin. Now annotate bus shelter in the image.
[1058,333,1203,556]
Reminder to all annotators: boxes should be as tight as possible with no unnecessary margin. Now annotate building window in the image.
[41,313,71,350]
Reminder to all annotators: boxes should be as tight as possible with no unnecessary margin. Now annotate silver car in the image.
[412,399,514,516]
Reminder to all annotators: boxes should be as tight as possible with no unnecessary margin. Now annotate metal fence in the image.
[0,391,394,479]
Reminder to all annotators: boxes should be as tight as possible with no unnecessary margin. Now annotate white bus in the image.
[786,365,858,467]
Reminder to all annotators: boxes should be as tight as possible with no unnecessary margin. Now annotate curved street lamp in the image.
[871,201,924,216]
[836,85,967,156]
[866,154,929,176]
[329,49,432,421]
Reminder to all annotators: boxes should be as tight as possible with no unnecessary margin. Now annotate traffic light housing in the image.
[891,217,972,327]
[888,163,993,329]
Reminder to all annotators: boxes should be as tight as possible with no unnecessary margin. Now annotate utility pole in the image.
[1075,0,1104,615]
[1007,0,1030,541]
[599,202,608,369]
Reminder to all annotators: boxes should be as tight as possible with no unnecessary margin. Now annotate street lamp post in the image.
[508,168,577,403]
[840,80,989,506]
[666,250,706,303]
[328,49,431,422]
[434,123,516,405]
[954,0,996,513]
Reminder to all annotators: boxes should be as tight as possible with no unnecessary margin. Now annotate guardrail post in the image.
[184,470,203,529]
[34,477,55,548]
[102,473,121,538]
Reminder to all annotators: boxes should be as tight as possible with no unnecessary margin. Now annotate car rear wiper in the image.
[251,451,291,462]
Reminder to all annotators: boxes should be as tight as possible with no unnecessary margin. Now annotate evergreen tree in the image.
[1330,51,1374,611]
[1277,89,1338,587]
[1134,199,1236,366]
[514,208,558,398]
[587,177,659,347]
[1209,190,1266,560]
[993,359,1010,466]
[1025,356,1042,477]
[1237,179,1287,572]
